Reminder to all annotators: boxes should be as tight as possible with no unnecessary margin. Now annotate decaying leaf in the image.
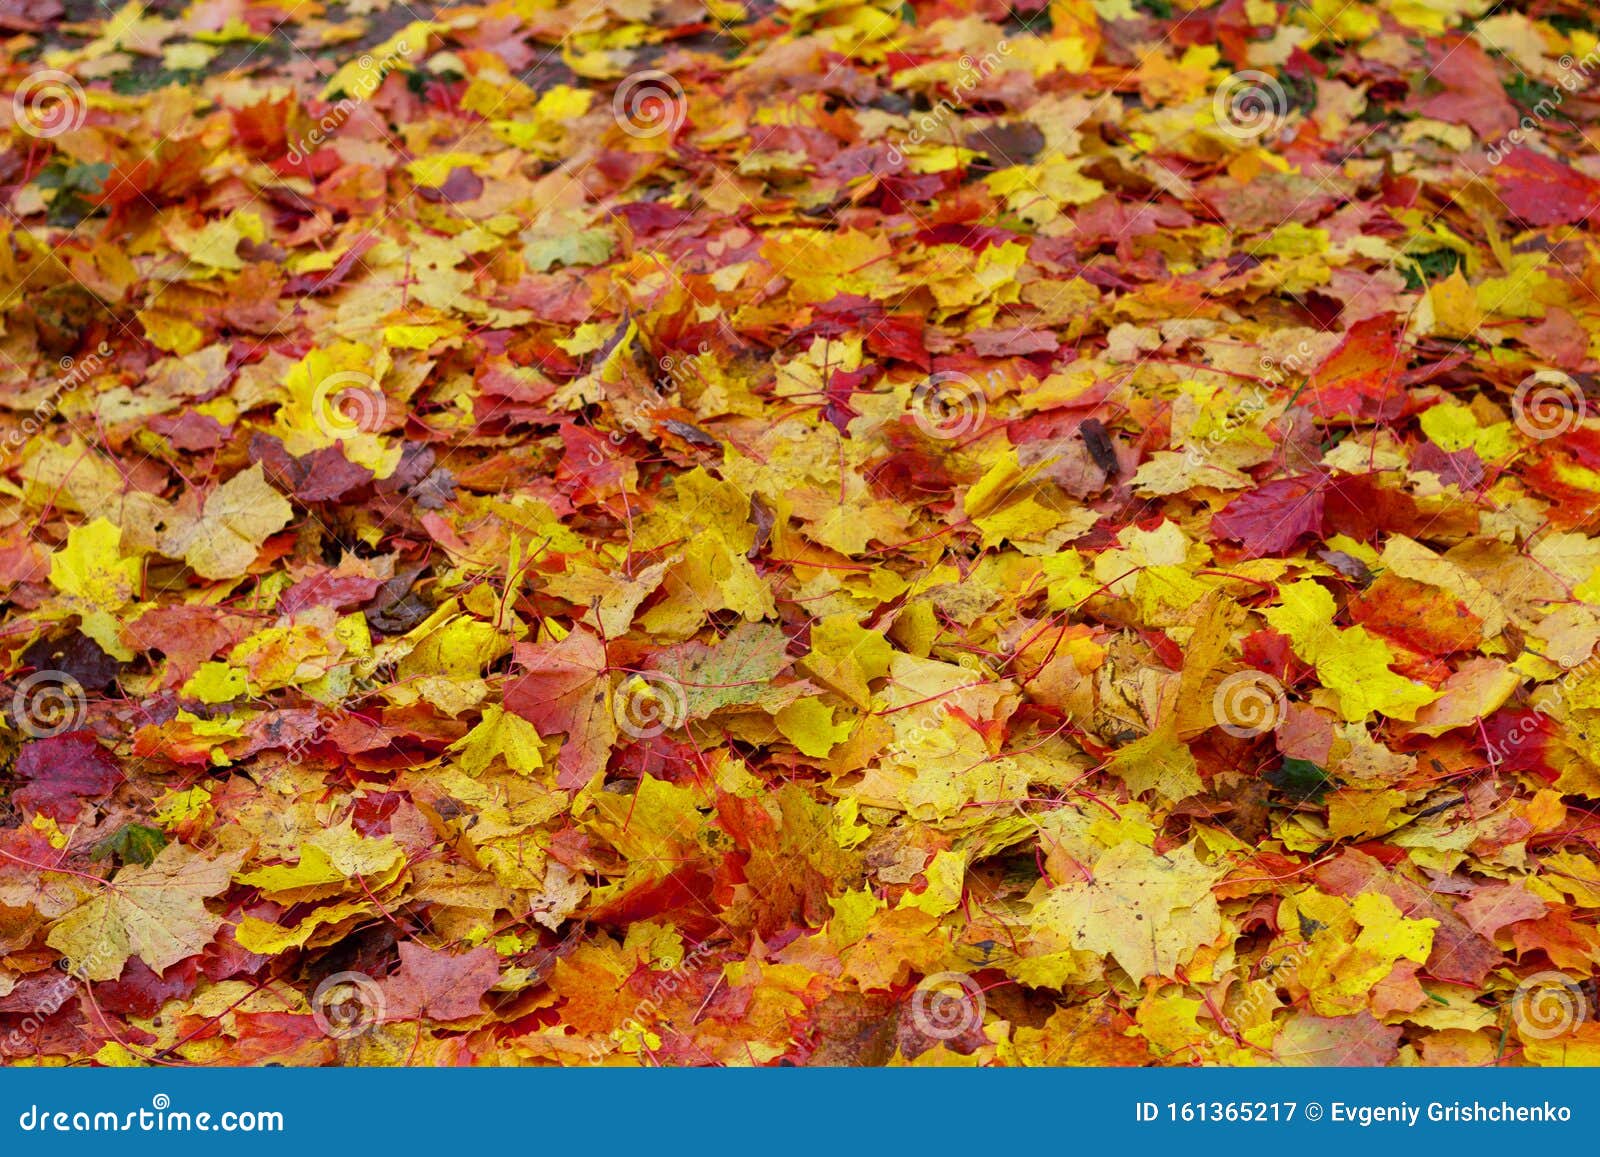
[2,0,1599,1073]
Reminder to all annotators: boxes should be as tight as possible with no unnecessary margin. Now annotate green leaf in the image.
[1265,757,1331,804]
[92,823,169,868]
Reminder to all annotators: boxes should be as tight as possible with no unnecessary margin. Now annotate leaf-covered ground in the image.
[2,0,1600,1067]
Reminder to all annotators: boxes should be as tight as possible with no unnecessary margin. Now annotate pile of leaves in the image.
[1,0,1600,1067]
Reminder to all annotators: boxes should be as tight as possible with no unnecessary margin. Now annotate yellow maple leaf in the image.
[157,464,293,580]
[47,844,243,981]
[1029,840,1222,981]
[48,517,142,660]
[801,614,892,709]
[1264,580,1439,721]
[448,704,545,775]
[274,343,401,478]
